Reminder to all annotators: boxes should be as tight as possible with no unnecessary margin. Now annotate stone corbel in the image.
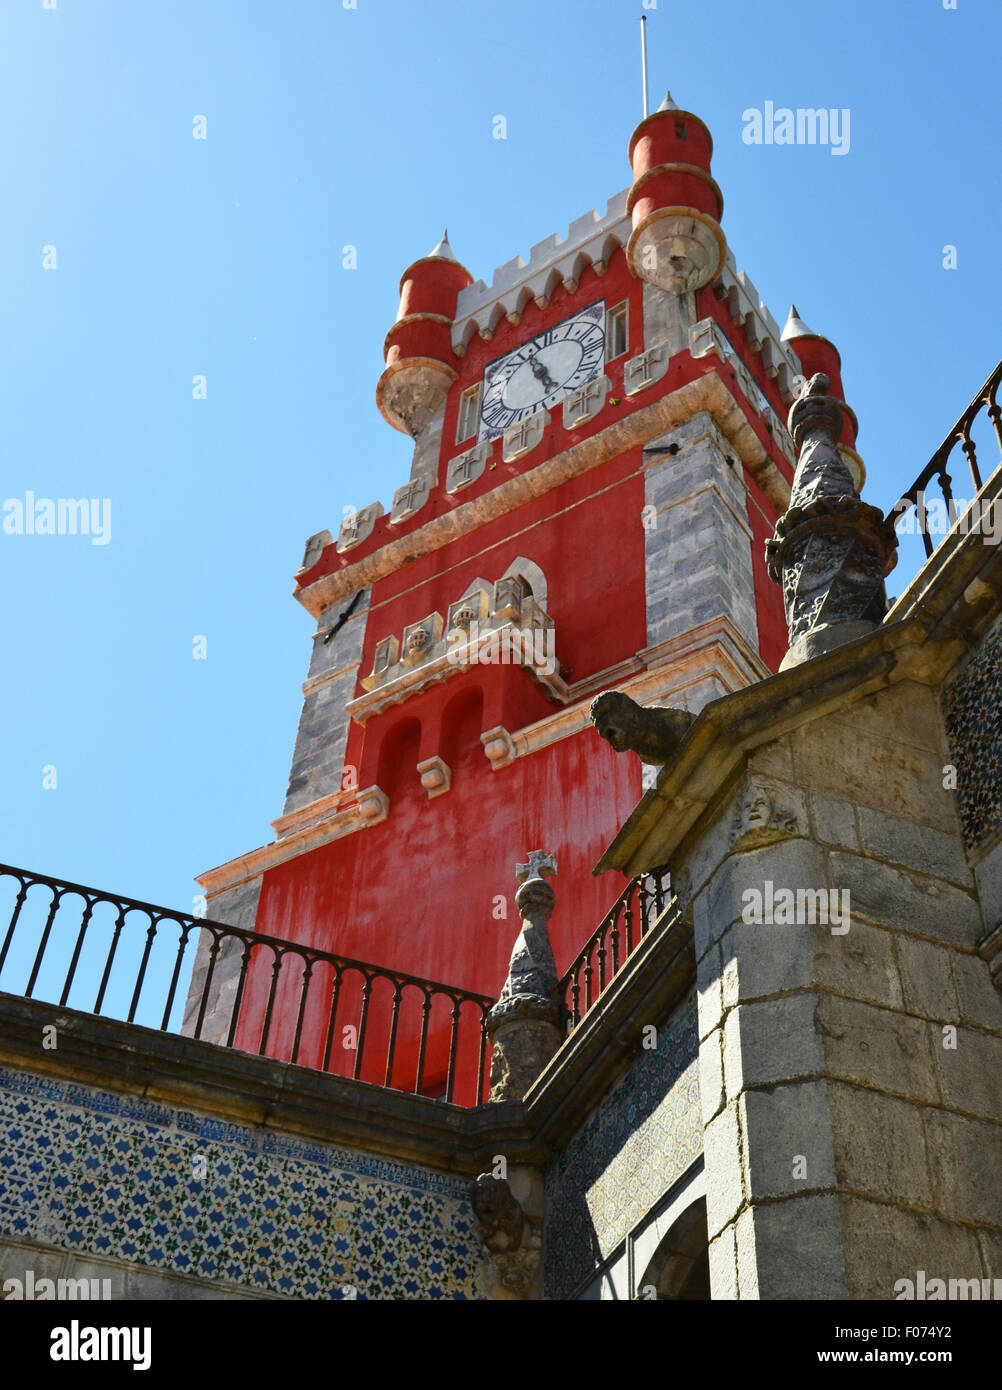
[356,785,389,823]
[416,756,451,799]
[481,726,517,769]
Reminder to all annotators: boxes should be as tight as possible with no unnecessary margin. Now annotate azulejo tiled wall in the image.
[0,1067,486,1300]
[544,994,701,1298]
[943,619,1002,851]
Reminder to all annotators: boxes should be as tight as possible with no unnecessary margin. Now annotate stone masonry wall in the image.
[283,587,370,818]
[643,409,760,689]
[681,678,1002,1299]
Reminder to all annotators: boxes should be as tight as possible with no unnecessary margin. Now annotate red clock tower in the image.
[189,93,859,1101]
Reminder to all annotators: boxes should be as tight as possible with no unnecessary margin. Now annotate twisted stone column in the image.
[766,373,897,669]
[486,851,563,1103]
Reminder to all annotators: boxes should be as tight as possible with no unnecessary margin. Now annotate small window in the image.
[675,119,687,140]
[456,384,481,443]
[606,301,629,360]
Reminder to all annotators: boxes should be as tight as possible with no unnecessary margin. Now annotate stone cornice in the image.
[597,471,1002,878]
[294,367,793,619]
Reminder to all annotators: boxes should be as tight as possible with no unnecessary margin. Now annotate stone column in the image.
[766,374,897,669]
[675,681,1002,1299]
[486,851,563,1103]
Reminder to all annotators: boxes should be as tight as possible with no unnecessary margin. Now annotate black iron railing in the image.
[0,863,492,1106]
[559,865,677,1029]
[886,359,1002,559]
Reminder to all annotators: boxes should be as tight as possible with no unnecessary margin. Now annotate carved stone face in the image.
[742,791,772,829]
[590,692,633,752]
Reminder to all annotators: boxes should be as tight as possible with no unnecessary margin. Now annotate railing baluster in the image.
[384,983,404,1088]
[321,968,343,1072]
[225,941,254,1048]
[25,892,60,999]
[475,1007,489,1104]
[353,974,373,1081]
[258,948,284,1054]
[94,907,127,1013]
[60,898,96,1006]
[414,992,432,1095]
[290,956,313,1066]
[444,995,462,1104]
[126,917,159,1024]
[0,879,29,979]
[160,925,193,1032]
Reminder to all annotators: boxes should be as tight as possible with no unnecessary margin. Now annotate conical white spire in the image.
[781,304,816,341]
[427,229,456,261]
[656,91,680,112]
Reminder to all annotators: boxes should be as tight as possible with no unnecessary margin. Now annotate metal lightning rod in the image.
[640,14,650,119]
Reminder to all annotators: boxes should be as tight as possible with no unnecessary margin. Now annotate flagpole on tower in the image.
[640,14,650,119]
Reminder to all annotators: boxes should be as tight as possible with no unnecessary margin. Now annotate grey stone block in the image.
[827,851,982,950]
[894,934,959,1022]
[952,952,1002,1033]
[817,994,939,1103]
[723,993,826,1095]
[838,1195,982,1300]
[827,1082,932,1207]
[856,805,973,888]
[740,1079,837,1200]
[809,793,860,851]
[703,1102,744,1240]
[931,1024,1002,1122]
[740,1194,848,1300]
[924,1109,1002,1228]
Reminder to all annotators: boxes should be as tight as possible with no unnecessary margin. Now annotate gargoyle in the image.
[590,690,694,765]
[470,1174,524,1254]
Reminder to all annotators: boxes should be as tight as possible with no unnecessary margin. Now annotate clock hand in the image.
[528,355,560,393]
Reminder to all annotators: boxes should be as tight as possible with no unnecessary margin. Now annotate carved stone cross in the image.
[516,851,557,885]
[450,452,479,485]
[507,419,534,453]
[394,480,424,513]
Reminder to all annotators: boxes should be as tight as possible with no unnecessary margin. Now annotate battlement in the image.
[451,190,631,351]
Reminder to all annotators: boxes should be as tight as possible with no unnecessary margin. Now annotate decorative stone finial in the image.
[589,690,694,765]
[428,229,456,261]
[766,373,897,669]
[485,851,563,1103]
[781,304,816,341]
[656,91,680,112]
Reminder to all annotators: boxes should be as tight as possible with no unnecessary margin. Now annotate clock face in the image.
[478,300,606,442]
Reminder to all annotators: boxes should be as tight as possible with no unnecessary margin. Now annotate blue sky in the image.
[1,0,999,924]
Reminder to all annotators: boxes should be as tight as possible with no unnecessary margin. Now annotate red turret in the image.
[376,231,473,438]
[781,305,862,475]
[626,92,727,294]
